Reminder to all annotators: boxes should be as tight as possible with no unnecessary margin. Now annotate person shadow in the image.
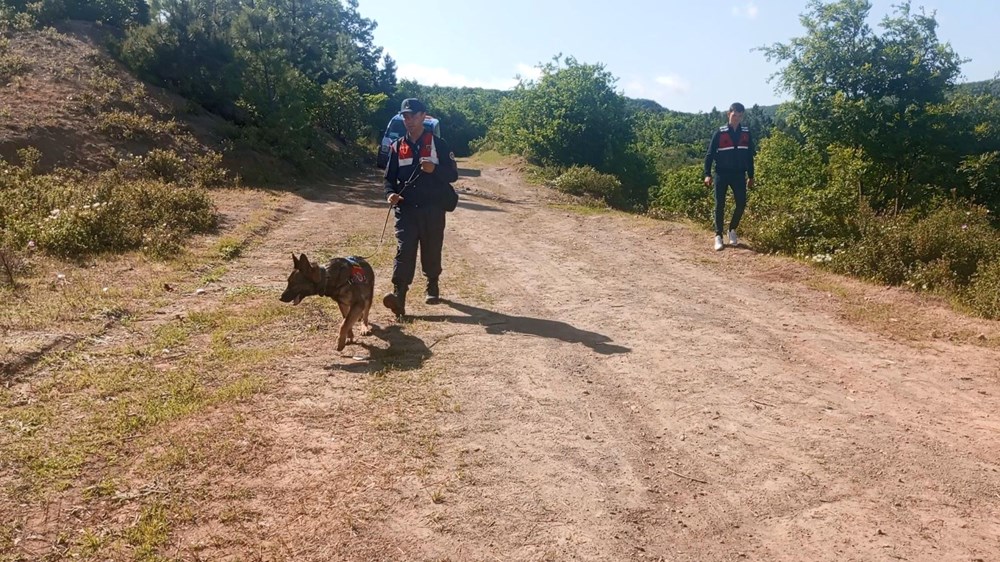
[415,299,631,355]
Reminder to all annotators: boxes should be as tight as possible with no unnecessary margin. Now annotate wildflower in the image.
[962,224,968,230]
[27,240,35,250]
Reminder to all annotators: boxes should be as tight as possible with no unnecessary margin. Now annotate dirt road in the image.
[201,161,997,562]
[7,161,999,561]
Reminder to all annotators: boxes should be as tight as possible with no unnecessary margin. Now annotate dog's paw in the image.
[358,323,372,336]
[336,338,347,351]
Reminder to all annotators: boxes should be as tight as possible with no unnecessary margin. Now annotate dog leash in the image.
[360,166,423,260]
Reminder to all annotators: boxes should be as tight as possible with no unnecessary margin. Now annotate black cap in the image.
[400,98,427,114]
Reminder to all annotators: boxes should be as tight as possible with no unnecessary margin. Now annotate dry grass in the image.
[803,275,1000,348]
[0,189,304,557]
[0,181,471,559]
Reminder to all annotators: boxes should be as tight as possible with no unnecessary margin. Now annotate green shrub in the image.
[139,149,186,183]
[551,165,622,202]
[830,202,1000,291]
[743,135,861,256]
[0,149,218,259]
[905,204,1000,288]
[189,152,229,188]
[648,164,711,223]
[962,259,1000,319]
[98,110,176,140]
[0,37,30,84]
[114,149,228,188]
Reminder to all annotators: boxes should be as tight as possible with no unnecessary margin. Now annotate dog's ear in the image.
[291,253,299,268]
[297,253,311,271]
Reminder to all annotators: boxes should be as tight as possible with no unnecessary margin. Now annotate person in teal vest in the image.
[383,98,459,318]
[704,102,756,251]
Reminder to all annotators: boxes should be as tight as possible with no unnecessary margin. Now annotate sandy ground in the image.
[5,161,999,561]
[213,162,1000,561]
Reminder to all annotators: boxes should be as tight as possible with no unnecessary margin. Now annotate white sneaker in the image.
[728,230,739,245]
[714,235,724,251]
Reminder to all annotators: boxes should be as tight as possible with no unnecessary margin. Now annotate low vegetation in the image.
[0,147,220,261]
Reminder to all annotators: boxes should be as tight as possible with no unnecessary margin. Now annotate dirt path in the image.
[191,162,999,561]
[6,162,999,561]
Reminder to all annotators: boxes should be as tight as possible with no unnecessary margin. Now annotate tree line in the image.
[3,0,999,317]
[3,0,398,167]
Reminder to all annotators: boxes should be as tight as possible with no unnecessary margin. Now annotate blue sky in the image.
[354,0,1000,114]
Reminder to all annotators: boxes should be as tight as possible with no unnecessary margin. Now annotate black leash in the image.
[360,166,422,260]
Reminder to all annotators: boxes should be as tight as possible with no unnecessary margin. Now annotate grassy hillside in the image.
[0,23,234,173]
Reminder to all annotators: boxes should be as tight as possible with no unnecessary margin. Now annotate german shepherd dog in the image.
[279,253,375,351]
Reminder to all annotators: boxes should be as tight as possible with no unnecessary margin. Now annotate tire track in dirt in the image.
[367,164,1000,561]
[148,164,1000,561]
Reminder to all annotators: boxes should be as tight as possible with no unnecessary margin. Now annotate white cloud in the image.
[624,80,647,96]
[654,74,692,94]
[731,2,759,20]
[395,62,540,90]
[515,63,543,83]
[624,75,692,97]
[621,75,697,111]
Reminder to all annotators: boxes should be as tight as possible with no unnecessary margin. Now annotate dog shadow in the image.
[414,299,630,355]
[335,323,432,374]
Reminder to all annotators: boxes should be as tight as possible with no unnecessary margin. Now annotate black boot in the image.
[425,278,440,304]
[382,285,407,317]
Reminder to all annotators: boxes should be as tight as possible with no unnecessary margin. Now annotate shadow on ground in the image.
[415,299,630,355]
[294,169,390,210]
[335,322,431,374]
[456,198,505,213]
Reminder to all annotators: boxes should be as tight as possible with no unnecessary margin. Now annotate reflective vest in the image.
[394,131,439,167]
[714,125,752,173]
[717,125,751,153]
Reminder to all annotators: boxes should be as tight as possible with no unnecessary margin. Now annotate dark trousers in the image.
[391,206,446,290]
[714,173,747,236]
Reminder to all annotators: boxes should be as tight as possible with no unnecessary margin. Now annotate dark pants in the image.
[391,206,446,290]
[714,173,747,236]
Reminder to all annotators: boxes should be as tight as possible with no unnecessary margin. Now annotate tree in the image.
[485,56,632,169]
[760,0,965,212]
[484,56,655,206]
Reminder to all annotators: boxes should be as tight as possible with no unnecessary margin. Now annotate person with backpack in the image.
[383,98,459,318]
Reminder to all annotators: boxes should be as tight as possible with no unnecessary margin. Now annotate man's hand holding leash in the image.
[419,157,436,174]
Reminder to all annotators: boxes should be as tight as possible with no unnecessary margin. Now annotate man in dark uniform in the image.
[383,98,459,318]
[704,102,755,251]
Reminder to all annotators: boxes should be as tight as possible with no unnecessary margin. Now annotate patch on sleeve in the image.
[350,265,367,284]
[449,152,456,160]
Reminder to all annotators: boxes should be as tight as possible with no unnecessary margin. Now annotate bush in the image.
[0,37,30,85]
[98,110,177,140]
[115,149,228,188]
[743,134,861,256]
[551,165,622,202]
[648,164,711,223]
[0,148,218,259]
[962,259,1000,319]
[827,209,912,284]
[830,202,1000,291]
